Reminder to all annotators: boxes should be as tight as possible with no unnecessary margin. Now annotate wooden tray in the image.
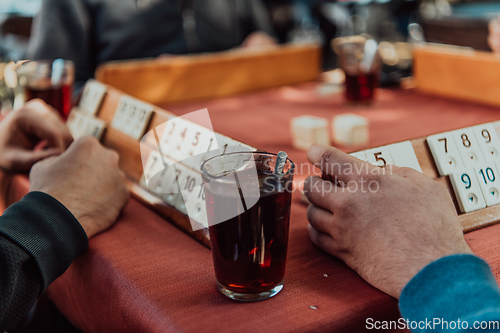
[95,44,321,106]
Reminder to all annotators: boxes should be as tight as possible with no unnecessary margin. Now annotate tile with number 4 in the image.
[449,168,486,213]
[427,132,464,176]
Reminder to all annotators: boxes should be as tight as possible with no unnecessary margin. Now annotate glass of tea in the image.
[16,59,74,119]
[333,36,381,103]
[201,152,294,302]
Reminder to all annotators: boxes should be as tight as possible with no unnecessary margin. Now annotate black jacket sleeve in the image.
[0,191,88,331]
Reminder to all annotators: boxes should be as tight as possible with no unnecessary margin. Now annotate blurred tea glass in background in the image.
[16,59,74,119]
[333,36,381,104]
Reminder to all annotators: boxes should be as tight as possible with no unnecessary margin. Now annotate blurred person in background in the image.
[27,0,277,91]
[489,14,500,53]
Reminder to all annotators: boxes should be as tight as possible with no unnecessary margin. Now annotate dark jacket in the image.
[0,191,88,331]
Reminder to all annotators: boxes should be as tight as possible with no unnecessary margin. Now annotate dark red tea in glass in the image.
[202,152,294,302]
[17,60,74,119]
[333,36,381,104]
[24,84,72,119]
[345,72,377,103]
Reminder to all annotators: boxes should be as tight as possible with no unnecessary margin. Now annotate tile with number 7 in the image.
[427,132,464,176]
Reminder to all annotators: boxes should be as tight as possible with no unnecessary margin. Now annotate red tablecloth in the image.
[5,84,500,332]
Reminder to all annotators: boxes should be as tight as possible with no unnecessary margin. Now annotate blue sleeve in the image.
[399,254,500,332]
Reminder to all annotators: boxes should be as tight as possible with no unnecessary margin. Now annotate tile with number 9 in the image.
[473,123,500,162]
[449,168,486,213]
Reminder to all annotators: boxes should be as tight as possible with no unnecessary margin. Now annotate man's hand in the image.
[304,145,472,299]
[30,137,129,239]
[0,99,73,173]
[489,15,500,54]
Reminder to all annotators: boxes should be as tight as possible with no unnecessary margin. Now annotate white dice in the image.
[332,113,369,147]
[290,115,330,151]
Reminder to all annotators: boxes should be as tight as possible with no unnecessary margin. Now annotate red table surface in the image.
[5,84,500,333]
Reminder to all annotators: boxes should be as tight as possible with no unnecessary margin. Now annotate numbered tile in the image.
[159,117,179,157]
[174,164,199,214]
[130,104,154,140]
[182,126,220,171]
[79,80,107,115]
[66,108,84,139]
[162,118,195,161]
[180,171,208,228]
[472,123,500,162]
[449,168,486,213]
[84,117,106,140]
[474,163,500,206]
[73,113,89,139]
[111,96,153,140]
[364,147,394,168]
[111,96,130,130]
[427,132,464,176]
[387,141,422,172]
[349,151,368,162]
[452,128,485,167]
[141,151,165,186]
[158,162,183,206]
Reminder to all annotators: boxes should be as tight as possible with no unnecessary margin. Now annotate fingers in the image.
[304,176,348,212]
[307,144,377,184]
[5,148,63,172]
[307,204,333,235]
[308,224,341,258]
[19,99,73,149]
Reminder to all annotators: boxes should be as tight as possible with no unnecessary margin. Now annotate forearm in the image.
[399,254,500,332]
[0,192,88,331]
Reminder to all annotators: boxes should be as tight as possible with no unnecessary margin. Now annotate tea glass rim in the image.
[16,59,74,74]
[201,151,295,182]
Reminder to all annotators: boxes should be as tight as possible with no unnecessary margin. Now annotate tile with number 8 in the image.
[452,128,485,167]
